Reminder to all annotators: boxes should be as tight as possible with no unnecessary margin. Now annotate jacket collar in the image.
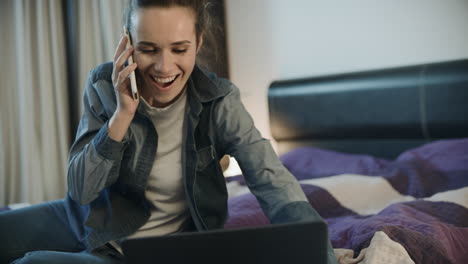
[187,65,230,116]
[189,65,230,103]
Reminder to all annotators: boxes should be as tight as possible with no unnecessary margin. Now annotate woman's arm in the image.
[67,36,139,205]
[214,84,317,223]
[67,66,129,205]
[214,83,339,264]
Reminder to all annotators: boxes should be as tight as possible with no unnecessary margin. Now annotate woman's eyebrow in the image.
[171,40,191,46]
[136,40,191,46]
[136,41,157,46]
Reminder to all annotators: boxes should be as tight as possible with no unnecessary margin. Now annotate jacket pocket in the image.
[196,145,215,171]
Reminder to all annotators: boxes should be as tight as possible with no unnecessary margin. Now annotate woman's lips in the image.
[150,74,179,91]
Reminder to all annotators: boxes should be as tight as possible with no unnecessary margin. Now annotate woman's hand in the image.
[107,35,139,142]
[112,35,139,116]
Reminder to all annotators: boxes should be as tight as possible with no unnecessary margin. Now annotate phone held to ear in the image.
[123,26,139,101]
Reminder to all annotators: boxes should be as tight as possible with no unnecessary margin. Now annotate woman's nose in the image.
[154,51,172,73]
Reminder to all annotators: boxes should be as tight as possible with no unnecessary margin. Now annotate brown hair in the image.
[125,0,213,44]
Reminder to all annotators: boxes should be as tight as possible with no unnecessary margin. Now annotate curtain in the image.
[0,0,126,206]
[0,0,70,206]
[70,0,127,128]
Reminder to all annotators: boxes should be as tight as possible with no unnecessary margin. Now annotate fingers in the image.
[112,36,134,84]
[115,46,134,72]
[113,35,127,63]
[115,63,138,93]
[119,62,138,84]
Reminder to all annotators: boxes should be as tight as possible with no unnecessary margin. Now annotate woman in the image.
[0,0,337,263]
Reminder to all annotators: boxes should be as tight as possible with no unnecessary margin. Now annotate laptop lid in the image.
[121,220,328,264]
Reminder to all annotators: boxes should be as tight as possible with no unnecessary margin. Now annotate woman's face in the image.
[131,6,201,108]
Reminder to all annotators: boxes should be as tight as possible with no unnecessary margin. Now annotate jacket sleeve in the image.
[213,84,319,223]
[214,84,339,264]
[67,67,128,205]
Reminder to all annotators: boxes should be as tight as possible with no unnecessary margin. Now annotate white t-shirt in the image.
[110,90,189,253]
[130,90,189,238]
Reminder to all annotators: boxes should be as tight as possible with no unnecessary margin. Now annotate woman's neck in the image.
[140,86,187,108]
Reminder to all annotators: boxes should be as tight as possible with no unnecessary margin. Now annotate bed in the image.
[224,59,468,264]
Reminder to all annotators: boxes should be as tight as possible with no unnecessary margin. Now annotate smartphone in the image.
[123,26,139,101]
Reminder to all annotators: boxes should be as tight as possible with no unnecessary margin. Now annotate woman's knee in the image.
[0,201,83,259]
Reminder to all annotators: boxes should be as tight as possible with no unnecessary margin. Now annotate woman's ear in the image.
[196,34,204,54]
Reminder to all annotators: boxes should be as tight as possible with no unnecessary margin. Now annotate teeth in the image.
[153,75,177,83]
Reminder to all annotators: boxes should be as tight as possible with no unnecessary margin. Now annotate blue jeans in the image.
[0,200,124,264]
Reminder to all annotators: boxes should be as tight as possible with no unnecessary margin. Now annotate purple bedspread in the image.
[225,138,468,264]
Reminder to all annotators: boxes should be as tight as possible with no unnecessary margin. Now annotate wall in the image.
[225,0,468,145]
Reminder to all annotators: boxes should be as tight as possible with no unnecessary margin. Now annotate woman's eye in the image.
[173,49,187,54]
[141,50,156,54]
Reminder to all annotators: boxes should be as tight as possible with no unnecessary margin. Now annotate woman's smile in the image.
[150,74,180,91]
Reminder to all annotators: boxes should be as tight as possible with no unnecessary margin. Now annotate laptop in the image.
[121,220,329,264]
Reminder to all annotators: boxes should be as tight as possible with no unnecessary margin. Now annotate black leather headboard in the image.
[268,59,468,159]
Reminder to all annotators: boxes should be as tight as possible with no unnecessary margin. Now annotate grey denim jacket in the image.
[64,62,335,262]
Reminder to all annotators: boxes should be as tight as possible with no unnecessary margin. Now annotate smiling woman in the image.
[0,0,337,263]
[130,6,201,108]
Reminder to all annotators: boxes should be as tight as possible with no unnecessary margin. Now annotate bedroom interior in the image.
[225,58,468,263]
[1,0,467,263]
